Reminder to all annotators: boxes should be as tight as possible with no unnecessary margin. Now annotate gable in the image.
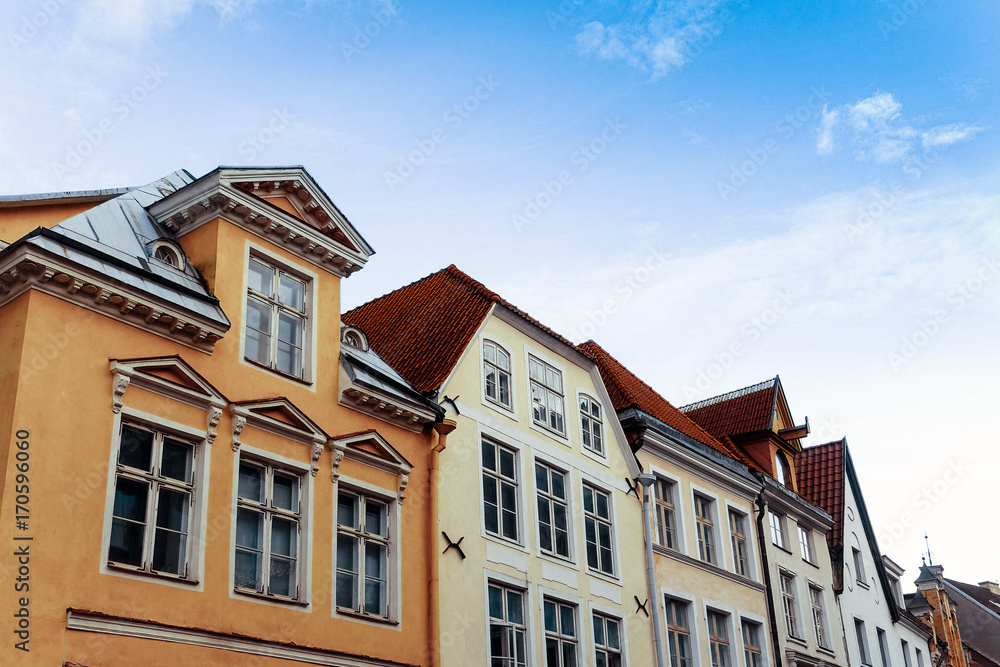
[110,356,227,412]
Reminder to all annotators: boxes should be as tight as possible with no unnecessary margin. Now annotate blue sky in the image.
[2,0,998,585]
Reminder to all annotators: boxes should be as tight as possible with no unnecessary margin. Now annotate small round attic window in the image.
[152,241,184,270]
[341,326,369,351]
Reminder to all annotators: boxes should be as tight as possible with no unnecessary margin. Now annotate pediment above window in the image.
[230,398,328,476]
[328,429,413,503]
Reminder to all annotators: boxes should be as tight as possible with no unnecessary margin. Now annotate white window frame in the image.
[853,547,868,586]
[335,486,393,620]
[487,577,529,667]
[665,596,695,667]
[728,509,750,578]
[855,618,872,666]
[528,353,567,437]
[877,627,892,667]
[654,476,680,552]
[798,526,814,563]
[101,409,209,589]
[240,242,318,386]
[780,571,800,639]
[769,511,787,550]
[582,480,617,578]
[592,609,624,667]
[578,392,605,457]
[543,596,579,667]
[740,618,765,667]
[707,610,732,667]
[483,337,514,412]
[481,437,522,545]
[229,445,312,608]
[901,640,912,667]
[694,493,717,565]
[535,459,572,561]
[809,584,830,649]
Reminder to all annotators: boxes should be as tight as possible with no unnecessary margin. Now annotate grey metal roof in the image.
[0,187,133,206]
[17,170,229,327]
[340,335,443,416]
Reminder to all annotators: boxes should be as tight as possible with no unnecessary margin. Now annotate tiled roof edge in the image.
[677,376,778,412]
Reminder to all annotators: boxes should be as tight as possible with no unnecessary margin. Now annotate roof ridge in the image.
[345,265,464,315]
[678,376,778,412]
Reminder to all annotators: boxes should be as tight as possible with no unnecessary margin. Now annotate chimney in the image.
[978,581,1000,595]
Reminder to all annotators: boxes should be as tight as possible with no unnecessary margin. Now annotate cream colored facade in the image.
[434,309,653,666]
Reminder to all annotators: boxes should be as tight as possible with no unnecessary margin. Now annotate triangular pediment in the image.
[111,356,227,409]
[331,429,412,474]
[232,397,327,446]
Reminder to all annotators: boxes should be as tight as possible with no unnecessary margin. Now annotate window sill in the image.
[816,645,837,658]
[772,543,794,555]
[585,567,622,587]
[234,587,309,607]
[802,558,820,569]
[786,635,808,648]
[336,608,398,626]
[244,357,313,386]
[528,420,570,446]
[483,395,515,415]
[483,532,530,555]
[538,550,576,569]
[856,580,870,590]
[107,562,199,585]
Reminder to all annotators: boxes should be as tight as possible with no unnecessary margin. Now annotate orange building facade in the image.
[0,167,448,666]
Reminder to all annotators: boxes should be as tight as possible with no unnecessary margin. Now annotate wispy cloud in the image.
[816,91,983,164]
[575,1,745,80]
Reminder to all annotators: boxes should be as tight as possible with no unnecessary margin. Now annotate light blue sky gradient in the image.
[1,0,997,584]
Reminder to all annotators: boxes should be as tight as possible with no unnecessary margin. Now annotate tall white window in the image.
[482,440,519,542]
[695,495,716,564]
[484,341,512,408]
[245,256,308,378]
[769,512,786,549]
[583,483,615,575]
[781,573,799,638]
[730,511,749,577]
[742,621,763,667]
[775,453,790,486]
[877,628,892,667]
[235,459,302,599]
[915,648,924,667]
[536,462,570,558]
[855,619,872,665]
[530,356,565,434]
[799,526,814,563]
[108,422,196,578]
[810,585,829,648]
[544,598,578,667]
[666,598,692,667]
[854,547,867,584]
[655,478,678,550]
[902,640,912,667]
[336,491,390,618]
[593,613,623,667]
[489,583,527,667]
[579,395,604,456]
[708,611,731,667]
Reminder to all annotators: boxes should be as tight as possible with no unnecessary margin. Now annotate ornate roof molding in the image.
[328,430,413,504]
[148,168,374,278]
[0,244,227,352]
[230,398,328,477]
[110,356,227,413]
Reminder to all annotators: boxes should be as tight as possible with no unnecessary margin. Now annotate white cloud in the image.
[847,91,902,131]
[816,106,839,155]
[922,123,984,148]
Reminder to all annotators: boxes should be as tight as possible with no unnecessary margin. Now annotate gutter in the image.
[637,473,666,667]
[428,419,456,667]
[754,484,782,667]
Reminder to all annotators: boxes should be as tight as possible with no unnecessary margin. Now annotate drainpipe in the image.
[637,473,666,667]
[753,484,782,667]
[428,419,456,667]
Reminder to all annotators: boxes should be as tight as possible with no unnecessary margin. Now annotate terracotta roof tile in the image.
[343,265,588,394]
[578,340,760,471]
[678,379,777,441]
[796,439,846,551]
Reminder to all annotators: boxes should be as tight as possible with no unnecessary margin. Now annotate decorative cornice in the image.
[230,399,327,476]
[329,431,413,504]
[207,407,222,444]
[1,247,227,352]
[231,411,247,453]
[340,387,434,433]
[112,373,130,414]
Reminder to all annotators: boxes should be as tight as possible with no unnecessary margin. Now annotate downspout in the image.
[754,484,782,667]
[637,473,666,667]
[429,419,457,667]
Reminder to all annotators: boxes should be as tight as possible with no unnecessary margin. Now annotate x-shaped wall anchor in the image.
[441,531,466,560]
[634,596,649,617]
[624,477,640,499]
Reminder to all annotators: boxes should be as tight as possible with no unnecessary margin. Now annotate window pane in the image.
[561,605,575,636]
[152,526,186,575]
[269,555,295,596]
[236,508,263,549]
[338,493,359,528]
[279,274,304,310]
[161,438,193,483]
[595,490,609,519]
[235,549,262,590]
[119,426,154,471]
[529,358,544,382]
[276,340,302,376]
[506,590,523,624]
[546,367,562,392]
[337,534,359,573]
[246,296,272,332]
[238,464,264,502]
[483,475,499,534]
[364,576,387,615]
[365,500,388,537]
[563,643,577,667]
[544,600,558,632]
[536,464,549,493]
[499,447,515,479]
[551,470,565,499]
[488,585,504,619]
[109,517,145,566]
[594,615,605,645]
[244,325,270,366]
[278,311,303,346]
[271,517,297,558]
[484,343,495,363]
[607,619,620,649]
[112,476,149,522]
[248,259,272,295]
[482,441,496,471]
[497,348,510,370]
[272,472,298,512]
[337,571,358,609]
[155,487,190,533]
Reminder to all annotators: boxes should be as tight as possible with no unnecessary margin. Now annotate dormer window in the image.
[775,452,790,487]
[151,240,184,270]
[341,326,369,352]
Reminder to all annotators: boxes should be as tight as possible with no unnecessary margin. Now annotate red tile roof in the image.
[578,340,759,470]
[678,379,777,442]
[343,265,586,394]
[796,439,846,551]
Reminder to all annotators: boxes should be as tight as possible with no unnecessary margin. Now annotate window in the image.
[780,573,799,638]
[108,422,196,578]
[489,583,527,667]
[665,598,692,667]
[536,462,570,558]
[530,356,565,434]
[245,256,309,378]
[708,611,730,667]
[902,640,912,667]
[695,495,716,564]
[855,619,871,665]
[730,511,749,577]
[915,648,924,667]
[810,585,829,648]
[151,241,183,269]
[775,453,790,486]
[654,478,678,550]
[593,613,623,667]
[336,491,390,617]
[583,483,615,575]
[798,526,814,563]
[889,576,904,607]
[579,395,604,456]
[484,341,512,409]
[853,548,867,584]
[742,621,763,667]
[877,628,891,667]
[482,440,519,542]
[769,512,786,549]
[235,459,302,598]
[544,598,578,667]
